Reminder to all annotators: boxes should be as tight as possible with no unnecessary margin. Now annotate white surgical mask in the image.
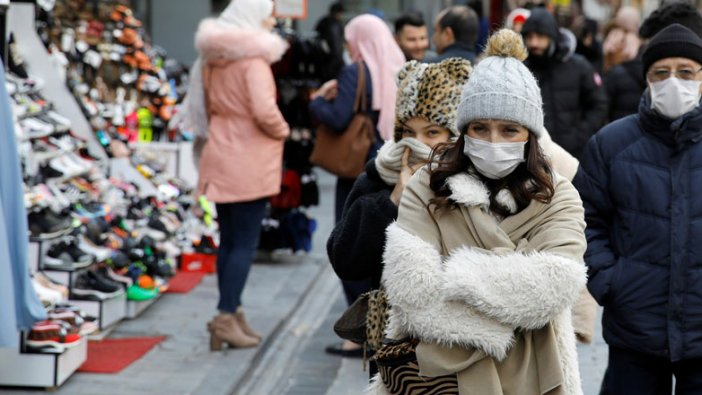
[463,136,526,180]
[650,77,702,119]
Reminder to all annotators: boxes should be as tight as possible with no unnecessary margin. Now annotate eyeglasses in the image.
[647,67,702,82]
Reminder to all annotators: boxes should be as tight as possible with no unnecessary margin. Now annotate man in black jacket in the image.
[315,2,345,82]
[425,5,478,64]
[522,8,607,159]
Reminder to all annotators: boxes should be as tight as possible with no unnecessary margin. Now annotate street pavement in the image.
[3,171,609,395]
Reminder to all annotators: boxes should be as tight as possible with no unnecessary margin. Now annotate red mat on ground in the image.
[165,271,206,293]
[78,336,166,374]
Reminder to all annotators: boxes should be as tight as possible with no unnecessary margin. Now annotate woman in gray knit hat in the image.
[370,29,588,394]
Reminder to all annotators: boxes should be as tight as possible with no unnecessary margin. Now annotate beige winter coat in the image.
[541,129,598,344]
[368,168,588,395]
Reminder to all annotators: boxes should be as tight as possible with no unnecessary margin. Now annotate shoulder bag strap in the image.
[353,61,367,114]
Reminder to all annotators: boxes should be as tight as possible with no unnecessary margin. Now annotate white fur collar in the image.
[445,172,518,214]
[195,18,288,64]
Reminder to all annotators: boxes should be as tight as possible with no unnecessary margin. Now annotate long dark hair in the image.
[429,132,554,217]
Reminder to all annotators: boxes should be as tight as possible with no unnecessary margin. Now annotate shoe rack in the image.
[125,292,161,319]
[29,238,128,333]
[7,2,107,161]
[0,333,87,389]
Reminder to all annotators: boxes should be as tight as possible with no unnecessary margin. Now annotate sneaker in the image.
[126,284,158,301]
[78,235,113,262]
[144,255,174,278]
[28,208,72,239]
[8,33,29,79]
[33,272,69,299]
[71,271,123,301]
[98,266,133,288]
[194,235,218,254]
[26,320,81,352]
[32,277,64,307]
[147,214,170,236]
[39,163,64,179]
[45,240,94,270]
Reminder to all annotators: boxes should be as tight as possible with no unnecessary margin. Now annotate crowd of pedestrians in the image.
[185,0,702,393]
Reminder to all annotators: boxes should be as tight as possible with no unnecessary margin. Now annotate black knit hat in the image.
[639,1,702,39]
[642,23,702,79]
[521,8,559,41]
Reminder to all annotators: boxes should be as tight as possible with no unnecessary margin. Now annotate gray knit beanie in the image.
[456,29,544,137]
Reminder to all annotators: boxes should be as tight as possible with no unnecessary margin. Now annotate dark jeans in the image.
[215,199,267,313]
[600,346,702,395]
[335,177,372,306]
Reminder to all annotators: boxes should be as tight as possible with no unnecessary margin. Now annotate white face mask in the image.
[463,136,526,180]
[650,77,702,119]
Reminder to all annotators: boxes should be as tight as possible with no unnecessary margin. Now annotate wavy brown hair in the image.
[429,132,554,217]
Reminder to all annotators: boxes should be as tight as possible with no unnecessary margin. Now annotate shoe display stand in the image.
[69,291,127,331]
[7,2,107,162]
[125,292,161,319]
[29,238,129,333]
[0,332,87,389]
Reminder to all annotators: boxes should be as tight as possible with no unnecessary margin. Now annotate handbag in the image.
[373,338,459,395]
[333,288,389,350]
[309,62,376,179]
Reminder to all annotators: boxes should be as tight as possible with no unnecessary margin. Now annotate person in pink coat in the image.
[192,0,290,350]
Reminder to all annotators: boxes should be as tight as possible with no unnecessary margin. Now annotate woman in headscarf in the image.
[309,13,404,357]
[191,0,290,350]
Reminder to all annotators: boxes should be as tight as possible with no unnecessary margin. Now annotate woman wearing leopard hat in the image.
[326,57,472,364]
[369,29,587,394]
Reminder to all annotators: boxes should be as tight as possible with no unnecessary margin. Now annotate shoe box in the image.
[179,252,216,273]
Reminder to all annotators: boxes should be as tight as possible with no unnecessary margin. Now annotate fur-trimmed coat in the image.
[195,19,290,203]
[368,168,587,394]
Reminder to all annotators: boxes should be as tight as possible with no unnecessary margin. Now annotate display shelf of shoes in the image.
[69,289,127,331]
[0,332,87,389]
[125,291,162,319]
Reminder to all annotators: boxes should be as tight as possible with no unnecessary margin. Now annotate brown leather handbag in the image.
[310,62,376,179]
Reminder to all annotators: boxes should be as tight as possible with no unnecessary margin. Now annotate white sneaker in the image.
[77,236,113,262]
[32,277,64,306]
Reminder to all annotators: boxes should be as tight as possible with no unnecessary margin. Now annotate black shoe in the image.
[147,215,170,236]
[46,240,93,270]
[40,164,64,179]
[71,271,123,300]
[324,342,364,358]
[144,255,174,278]
[84,218,109,245]
[28,208,72,239]
[8,33,29,79]
[194,235,218,254]
[107,250,130,270]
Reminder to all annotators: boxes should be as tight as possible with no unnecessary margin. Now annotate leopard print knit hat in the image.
[393,58,473,141]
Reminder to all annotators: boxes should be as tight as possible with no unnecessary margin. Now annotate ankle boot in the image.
[235,307,262,341]
[206,317,223,351]
[212,313,259,348]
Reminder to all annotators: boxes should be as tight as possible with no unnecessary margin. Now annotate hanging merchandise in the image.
[255,28,323,255]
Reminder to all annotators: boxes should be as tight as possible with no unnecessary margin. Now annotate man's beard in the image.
[527,48,550,68]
